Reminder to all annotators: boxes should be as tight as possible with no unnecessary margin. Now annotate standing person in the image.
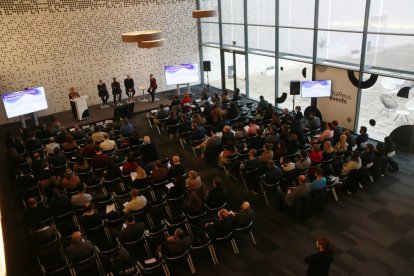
[304,236,334,276]
[97,80,109,107]
[68,87,80,118]
[147,74,158,103]
[112,77,122,106]
[124,74,135,102]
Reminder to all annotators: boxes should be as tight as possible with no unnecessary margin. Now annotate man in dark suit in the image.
[161,228,191,257]
[205,177,227,208]
[56,126,68,145]
[205,209,234,239]
[261,160,282,184]
[35,125,52,140]
[119,212,146,243]
[25,197,50,226]
[124,74,135,102]
[112,77,122,106]
[66,231,94,260]
[50,147,67,167]
[232,201,254,228]
[71,125,86,141]
[48,188,71,216]
[80,202,104,229]
[168,155,186,179]
[25,133,43,153]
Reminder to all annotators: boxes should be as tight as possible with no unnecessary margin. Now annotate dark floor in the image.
[1,101,414,275]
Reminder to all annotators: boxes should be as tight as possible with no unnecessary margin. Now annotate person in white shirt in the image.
[99,133,116,151]
[318,122,334,142]
[281,156,295,172]
[123,188,147,213]
[45,137,60,156]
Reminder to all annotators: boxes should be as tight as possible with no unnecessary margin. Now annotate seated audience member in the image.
[295,150,311,171]
[109,247,137,275]
[100,133,116,152]
[62,168,81,191]
[235,122,247,139]
[231,201,254,228]
[226,102,239,120]
[62,134,78,151]
[356,126,368,149]
[38,160,53,183]
[286,133,299,156]
[260,143,274,163]
[232,88,242,102]
[307,112,321,131]
[221,125,235,146]
[159,228,192,257]
[70,186,92,207]
[191,113,205,126]
[246,119,260,137]
[152,104,168,127]
[240,149,260,170]
[271,112,282,128]
[170,95,182,113]
[119,212,146,243]
[384,136,396,156]
[311,168,326,190]
[204,209,234,239]
[55,126,68,145]
[257,95,268,111]
[151,160,169,182]
[283,175,311,208]
[103,160,122,181]
[71,125,86,141]
[318,122,334,142]
[82,137,97,158]
[168,155,186,180]
[120,118,134,137]
[122,153,138,175]
[91,147,109,169]
[31,220,56,246]
[334,134,348,154]
[305,236,334,276]
[344,130,357,152]
[186,170,204,197]
[281,108,291,124]
[210,103,226,125]
[36,124,52,140]
[197,127,222,157]
[123,188,147,213]
[190,123,207,141]
[280,156,295,173]
[322,141,334,161]
[361,143,375,167]
[261,160,282,184]
[264,125,279,145]
[183,192,204,215]
[45,137,60,157]
[48,188,71,216]
[342,151,362,175]
[294,106,303,121]
[181,92,192,106]
[279,125,290,144]
[264,103,274,120]
[131,166,151,189]
[25,132,43,153]
[49,147,67,167]
[249,129,265,150]
[205,177,227,208]
[167,175,187,199]
[332,120,343,145]
[274,141,287,163]
[290,118,307,147]
[219,141,238,167]
[92,129,107,144]
[178,114,192,134]
[73,154,90,173]
[25,197,50,226]
[255,107,265,121]
[309,144,323,165]
[80,202,104,229]
[66,231,94,260]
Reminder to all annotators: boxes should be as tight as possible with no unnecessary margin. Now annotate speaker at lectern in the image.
[72,95,89,120]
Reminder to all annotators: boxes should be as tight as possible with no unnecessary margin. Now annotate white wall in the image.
[0,0,199,124]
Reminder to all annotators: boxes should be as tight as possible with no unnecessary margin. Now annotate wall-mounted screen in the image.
[301,80,332,98]
[2,87,48,118]
[164,63,200,85]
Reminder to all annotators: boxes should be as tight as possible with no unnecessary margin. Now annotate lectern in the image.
[72,95,89,120]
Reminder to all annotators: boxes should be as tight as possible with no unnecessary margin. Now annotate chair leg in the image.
[179,138,184,148]
[230,238,240,254]
[192,147,197,158]
[144,240,152,258]
[165,205,173,221]
[263,190,270,208]
[249,230,257,245]
[208,244,219,264]
[187,254,196,274]
[331,188,339,202]
[146,212,155,228]
[162,263,171,276]
[241,176,249,192]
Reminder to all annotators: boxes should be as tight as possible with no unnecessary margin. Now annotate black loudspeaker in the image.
[114,102,134,118]
[290,81,301,95]
[203,61,211,72]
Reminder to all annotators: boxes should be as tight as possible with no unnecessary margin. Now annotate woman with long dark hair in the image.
[304,236,333,276]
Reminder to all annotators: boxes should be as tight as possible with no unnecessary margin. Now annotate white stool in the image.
[394,110,409,122]
[139,86,149,102]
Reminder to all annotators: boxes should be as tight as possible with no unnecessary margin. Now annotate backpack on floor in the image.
[388,159,399,172]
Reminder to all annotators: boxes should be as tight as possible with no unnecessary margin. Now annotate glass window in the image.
[247,0,275,26]
[222,24,245,49]
[248,26,275,52]
[279,27,314,59]
[357,74,414,141]
[277,59,312,111]
[279,0,315,28]
[318,0,366,31]
[369,1,414,34]
[364,34,414,75]
[221,0,244,24]
[200,0,219,23]
[248,54,275,103]
[202,47,222,89]
[201,23,220,46]
[317,31,363,67]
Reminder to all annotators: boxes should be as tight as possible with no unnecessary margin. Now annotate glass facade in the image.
[197,0,414,141]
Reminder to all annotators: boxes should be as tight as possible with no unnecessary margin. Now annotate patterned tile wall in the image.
[0,0,199,124]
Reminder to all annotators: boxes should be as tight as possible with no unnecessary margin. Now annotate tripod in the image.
[206,71,210,93]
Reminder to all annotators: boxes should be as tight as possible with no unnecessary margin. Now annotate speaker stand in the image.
[206,71,210,93]
[292,94,296,113]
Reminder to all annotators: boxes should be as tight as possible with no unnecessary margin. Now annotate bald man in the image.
[65,231,94,260]
[232,201,254,228]
[168,155,186,179]
[284,175,312,207]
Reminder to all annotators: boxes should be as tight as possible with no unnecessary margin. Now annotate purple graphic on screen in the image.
[164,63,200,85]
[302,80,330,88]
[2,87,48,118]
[2,88,41,103]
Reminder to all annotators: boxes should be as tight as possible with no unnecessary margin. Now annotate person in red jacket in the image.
[147,74,158,103]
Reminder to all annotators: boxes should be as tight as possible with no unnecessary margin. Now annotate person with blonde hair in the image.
[186,170,204,197]
[334,134,348,154]
[131,166,151,189]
